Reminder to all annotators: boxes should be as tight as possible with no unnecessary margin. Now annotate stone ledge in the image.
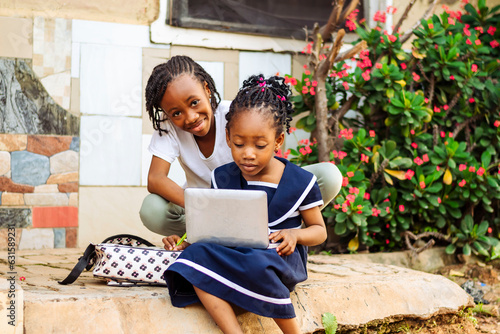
[0,248,474,333]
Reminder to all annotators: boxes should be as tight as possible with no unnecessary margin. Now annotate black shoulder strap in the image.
[58,244,96,285]
[58,234,155,285]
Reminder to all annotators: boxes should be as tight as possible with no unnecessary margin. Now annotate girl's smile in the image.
[160,74,213,137]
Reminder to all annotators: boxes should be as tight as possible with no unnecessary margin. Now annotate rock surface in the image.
[0,248,474,334]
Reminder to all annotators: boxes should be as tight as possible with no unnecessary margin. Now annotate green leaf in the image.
[462,214,474,233]
[322,312,338,334]
[336,212,348,223]
[463,243,471,256]
[334,222,347,236]
[481,150,492,167]
[445,243,456,254]
[473,241,489,257]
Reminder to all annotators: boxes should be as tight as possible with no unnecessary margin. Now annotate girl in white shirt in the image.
[141,55,341,238]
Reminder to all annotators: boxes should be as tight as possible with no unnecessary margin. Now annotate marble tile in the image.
[11,151,50,187]
[0,228,22,250]
[53,228,66,248]
[197,61,225,100]
[71,42,80,78]
[0,151,10,176]
[0,208,32,228]
[80,44,142,117]
[78,187,160,247]
[27,135,72,156]
[1,192,24,206]
[80,116,142,186]
[50,150,79,174]
[18,228,54,250]
[24,193,69,206]
[238,52,292,86]
[0,134,27,151]
[72,20,153,48]
[0,58,79,135]
[0,17,32,59]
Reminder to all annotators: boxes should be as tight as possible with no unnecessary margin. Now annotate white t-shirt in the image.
[148,100,233,188]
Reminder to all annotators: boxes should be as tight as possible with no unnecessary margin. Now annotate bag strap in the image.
[58,243,96,285]
[101,234,155,247]
[58,234,156,285]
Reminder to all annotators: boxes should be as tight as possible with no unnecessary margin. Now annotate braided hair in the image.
[145,55,221,135]
[226,74,294,137]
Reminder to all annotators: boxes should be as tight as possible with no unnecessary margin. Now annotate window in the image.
[168,0,363,40]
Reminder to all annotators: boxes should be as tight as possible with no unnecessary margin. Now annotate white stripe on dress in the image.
[268,175,317,227]
[175,258,292,305]
[247,181,279,188]
[299,200,324,211]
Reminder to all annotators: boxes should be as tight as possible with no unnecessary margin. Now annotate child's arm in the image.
[147,156,185,208]
[269,206,326,256]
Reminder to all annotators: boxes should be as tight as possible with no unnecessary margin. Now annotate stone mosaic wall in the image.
[0,57,80,250]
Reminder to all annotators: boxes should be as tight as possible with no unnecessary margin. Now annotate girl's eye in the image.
[234,143,243,148]
[256,145,267,149]
[171,111,181,117]
[191,100,200,107]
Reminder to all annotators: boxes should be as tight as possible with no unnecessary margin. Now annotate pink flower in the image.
[342,177,349,187]
[349,187,360,194]
[399,205,405,212]
[466,39,472,45]
[302,86,309,94]
[312,81,318,87]
[494,120,500,127]
[361,153,369,163]
[388,35,397,43]
[342,203,348,212]
[369,130,376,137]
[437,197,442,204]
[373,11,386,23]
[475,39,481,46]
[410,129,415,135]
[405,169,415,180]
[346,19,356,31]
[459,164,467,171]
[386,207,391,213]
[310,87,316,96]
[469,97,475,103]
[424,98,429,103]
[305,70,311,75]
[412,72,420,81]
[423,154,429,162]
[376,63,383,69]
[411,142,418,149]
[440,131,446,138]
[305,145,312,154]
[346,171,354,178]
[346,194,356,204]
[434,106,441,113]
[488,26,497,35]
[372,207,381,217]
[429,23,434,29]
[364,193,370,200]
[342,81,350,90]
[289,127,297,133]
[469,166,476,172]
[299,147,308,155]
[459,179,466,187]
[436,166,441,171]
[477,167,485,176]
[448,17,455,25]
[414,157,424,166]
[420,181,426,189]
[443,105,449,111]
[385,239,390,244]
[488,227,493,234]
[339,128,354,140]
[362,70,371,81]
[463,27,471,36]
[491,40,500,48]
[450,75,455,80]
[338,151,348,160]
[401,63,407,70]
[334,204,341,210]
[471,64,478,72]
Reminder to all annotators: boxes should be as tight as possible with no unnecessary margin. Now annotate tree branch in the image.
[318,0,344,41]
[334,40,367,62]
[452,114,481,139]
[393,0,418,34]
[400,0,438,44]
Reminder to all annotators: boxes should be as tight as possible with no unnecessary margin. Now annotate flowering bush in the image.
[283,0,500,257]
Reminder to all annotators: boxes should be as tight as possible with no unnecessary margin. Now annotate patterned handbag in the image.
[58,234,181,286]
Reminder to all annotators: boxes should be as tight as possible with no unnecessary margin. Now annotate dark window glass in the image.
[168,0,363,39]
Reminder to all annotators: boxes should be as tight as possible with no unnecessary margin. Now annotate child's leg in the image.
[273,317,301,334]
[193,286,243,334]
[302,162,342,209]
[139,194,186,236]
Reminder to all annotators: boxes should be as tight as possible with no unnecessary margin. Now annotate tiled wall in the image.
[0,14,296,249]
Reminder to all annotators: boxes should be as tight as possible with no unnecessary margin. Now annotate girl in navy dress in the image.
[164,74,327,333]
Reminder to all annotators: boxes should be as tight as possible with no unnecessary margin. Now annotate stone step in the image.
[0,248,473,333]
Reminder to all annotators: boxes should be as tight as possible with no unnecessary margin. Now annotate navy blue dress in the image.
[164,157,323,319]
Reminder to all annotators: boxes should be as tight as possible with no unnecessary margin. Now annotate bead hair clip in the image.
[276,95,286,101]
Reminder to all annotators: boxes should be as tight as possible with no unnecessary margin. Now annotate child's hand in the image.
[162,235,190,251]
[269,230,298,256]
